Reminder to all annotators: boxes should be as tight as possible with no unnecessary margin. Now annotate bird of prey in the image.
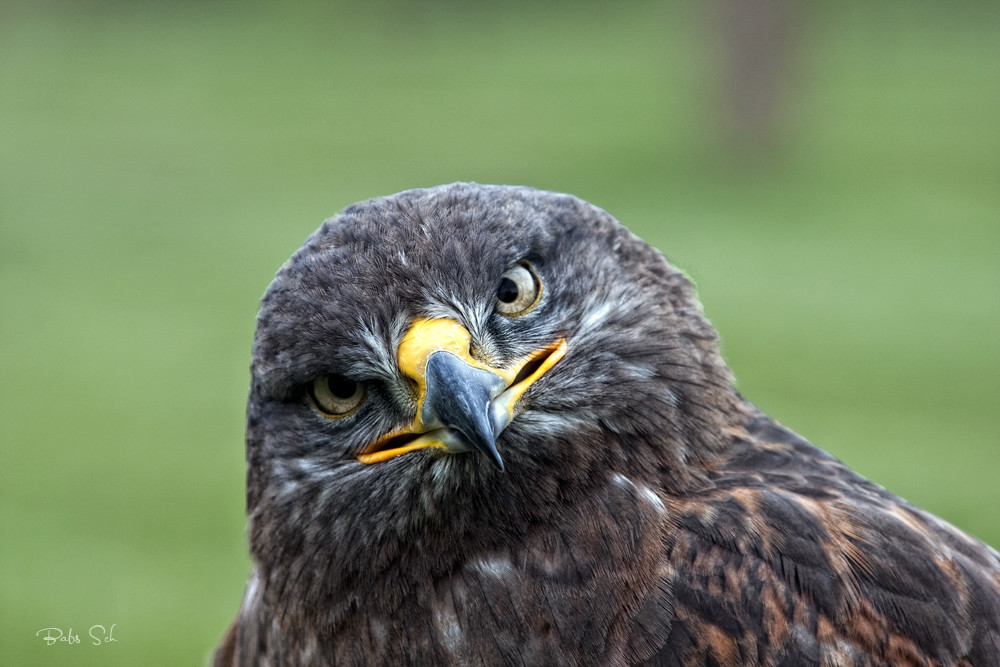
[215,183,1000,666]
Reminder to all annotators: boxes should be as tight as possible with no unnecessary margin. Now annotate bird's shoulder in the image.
[649,403,1000,665]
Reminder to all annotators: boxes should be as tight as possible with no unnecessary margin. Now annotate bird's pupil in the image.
[328,375,357,399]
[497,277,519,303]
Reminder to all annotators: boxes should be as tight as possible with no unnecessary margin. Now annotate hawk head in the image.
[244,183,735,610]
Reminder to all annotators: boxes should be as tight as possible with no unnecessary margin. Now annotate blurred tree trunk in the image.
[718,0,792,156]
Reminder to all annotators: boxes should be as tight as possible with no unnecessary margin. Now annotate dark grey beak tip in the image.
[462,429,505,472]
[424,351,507,472]
[484,444,505,472]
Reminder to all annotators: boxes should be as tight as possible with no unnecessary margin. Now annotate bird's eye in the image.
[495,262,541,316]
[310,374,366,417]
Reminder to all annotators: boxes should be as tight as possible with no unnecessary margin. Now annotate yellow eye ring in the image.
[495,262,542,316]
[310,374,366,417]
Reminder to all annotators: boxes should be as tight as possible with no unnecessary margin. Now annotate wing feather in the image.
[641,405,1000,665]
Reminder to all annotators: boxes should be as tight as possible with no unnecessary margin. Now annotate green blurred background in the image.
[2,0,997,664]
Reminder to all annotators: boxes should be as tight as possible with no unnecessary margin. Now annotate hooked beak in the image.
[357,318,567,470]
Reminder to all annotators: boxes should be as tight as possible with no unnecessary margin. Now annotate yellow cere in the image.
[396,319,518,411]
[357,317,568,465]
